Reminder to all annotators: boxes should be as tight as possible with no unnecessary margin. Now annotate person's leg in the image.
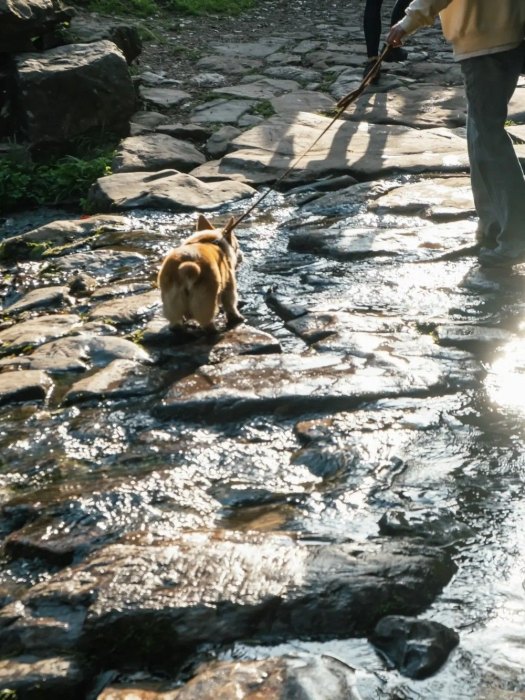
[364,0,383,59]
[390,0,411,26]
[461,44,525,263]
[384,0,410,61]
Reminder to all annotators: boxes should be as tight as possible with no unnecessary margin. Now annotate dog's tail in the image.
[158,259,201,291]
[176,261,201,288]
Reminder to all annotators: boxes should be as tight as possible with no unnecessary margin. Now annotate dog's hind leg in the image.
[161,290,187,329]
[189,286,220,333]
[222,279,245,327]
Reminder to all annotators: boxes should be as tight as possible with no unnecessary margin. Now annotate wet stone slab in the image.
[0,215,130,260]
[2,286,74,315]
[310,331,480,389]
[88,289,160,326]
[144,320,282,364]
[0,531,456,668]
[288,219,477,261]
[0,370,53,406]
[298,179,404,217]
[62,359,163,404]
[4,465,219,566]
[0,654,85,699]
[98,655,359,699]
[42,250,147,280]
[284,312,403,344]
[5,518,110,567]
[0,314,81,353]
[155,347,478,421]
[434,324,514,351]
[0,334,152,374]
[378,509,475,546]
[368,175,475,219]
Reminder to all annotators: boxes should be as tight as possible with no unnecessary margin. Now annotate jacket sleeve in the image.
[398,0,454,34]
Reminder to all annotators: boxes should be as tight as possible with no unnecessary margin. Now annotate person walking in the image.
[363,0,412,80]
[387,0,525,267]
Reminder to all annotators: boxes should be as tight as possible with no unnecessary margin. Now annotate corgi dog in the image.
[157,214,245,333]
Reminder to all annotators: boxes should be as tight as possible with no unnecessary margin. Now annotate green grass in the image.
[88,0,158,16]
[87,0,254,16]
[0,152,112,213]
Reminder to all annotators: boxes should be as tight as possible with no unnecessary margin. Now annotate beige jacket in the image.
[399,0,525,59]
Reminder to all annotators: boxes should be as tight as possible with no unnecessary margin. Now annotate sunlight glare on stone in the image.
[390,260,467,317]
[486,339,525,412]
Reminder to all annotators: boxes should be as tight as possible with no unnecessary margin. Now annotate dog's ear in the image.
[222,216,236,243]
[196,214,215,231]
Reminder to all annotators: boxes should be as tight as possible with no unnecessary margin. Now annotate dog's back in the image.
[158,233,225,328]
[158,216,244,332]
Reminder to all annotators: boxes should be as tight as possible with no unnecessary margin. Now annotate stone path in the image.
[2,1,525,698]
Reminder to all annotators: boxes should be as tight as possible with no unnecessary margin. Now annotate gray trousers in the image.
[461,43,525,250]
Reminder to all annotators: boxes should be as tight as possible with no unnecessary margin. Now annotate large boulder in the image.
[369,616,459,679]
[0,0,73,53]
[65,15,142,64]
[13,40,136,144]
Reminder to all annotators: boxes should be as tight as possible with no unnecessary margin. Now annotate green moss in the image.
[252,99,276,119]
[129,328,146,345]
[318,71,336,93]
[26,240,54,258]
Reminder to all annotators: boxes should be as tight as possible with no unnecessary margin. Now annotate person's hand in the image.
[387,22,407,47]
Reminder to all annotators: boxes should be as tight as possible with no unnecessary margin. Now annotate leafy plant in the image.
[0,690,17,700]
[0,153,112,213]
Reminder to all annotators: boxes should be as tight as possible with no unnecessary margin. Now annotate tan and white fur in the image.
[157,214,244,333]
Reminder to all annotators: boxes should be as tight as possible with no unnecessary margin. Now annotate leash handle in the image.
[228,42,393,232]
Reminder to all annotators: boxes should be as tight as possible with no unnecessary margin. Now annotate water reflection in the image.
[486,338,525,414]
[460,504,525,689]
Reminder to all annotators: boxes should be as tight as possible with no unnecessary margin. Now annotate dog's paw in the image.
[226,313,246,328]
[203,322,220,336]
